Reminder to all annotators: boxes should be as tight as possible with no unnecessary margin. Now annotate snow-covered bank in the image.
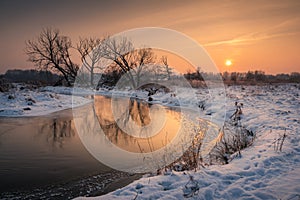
[83,133,300,200]
[75,83,300,199]
[1,83,299,199]
[0,84,92,117]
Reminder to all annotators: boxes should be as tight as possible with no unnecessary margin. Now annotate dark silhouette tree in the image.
[25,28,78,86]
[103,36,154,88]
[254,70,265,82]
[246,71,255,81]
[222,71,229,81]
[230,72,237,82]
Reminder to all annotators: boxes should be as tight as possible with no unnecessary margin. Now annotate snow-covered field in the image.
[79,84,299,200]
[0,84,92,117]
[1,83,299,199]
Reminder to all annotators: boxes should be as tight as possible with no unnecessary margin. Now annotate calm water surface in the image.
[0,95,216,198]
[0,108,114,195]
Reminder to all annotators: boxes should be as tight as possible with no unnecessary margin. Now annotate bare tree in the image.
[151,63,165,81]
[134,48,155,86]
[25,28,78,86]
[161,56,172,80]
[76,37,106,87]
[103,37,154,88]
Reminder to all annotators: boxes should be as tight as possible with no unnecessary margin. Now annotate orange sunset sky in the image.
[0,0,299,74]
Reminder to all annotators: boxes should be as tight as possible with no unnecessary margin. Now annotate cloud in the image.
[203,19,300,47]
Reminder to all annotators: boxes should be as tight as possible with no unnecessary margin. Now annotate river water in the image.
[0,95,218,199]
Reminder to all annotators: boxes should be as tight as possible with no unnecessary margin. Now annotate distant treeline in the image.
[0,69,299,90]
[0,69,62,85]
[184,70,300,85]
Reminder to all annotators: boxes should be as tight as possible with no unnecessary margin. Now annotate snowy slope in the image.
[75,84,300,200]
[0,84,92,117]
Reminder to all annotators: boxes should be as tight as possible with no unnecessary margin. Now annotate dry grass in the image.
[273,129,287,152]
[208,123,255,164]
[155,102,256,173]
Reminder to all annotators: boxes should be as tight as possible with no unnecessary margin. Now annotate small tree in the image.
[161,56,172,80]
[230,72,237,83]
[25,28,78,86]
[77,37,106,87]
[195,67,204,81]
[103,36,154,88]
[254,70,265,82]
[222,71,229,81]
[246,71,254,81]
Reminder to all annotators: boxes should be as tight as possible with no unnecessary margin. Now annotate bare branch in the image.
[25,28,78,86]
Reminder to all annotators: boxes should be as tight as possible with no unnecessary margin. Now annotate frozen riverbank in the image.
[76,83,300,199]
[0,84,92,117]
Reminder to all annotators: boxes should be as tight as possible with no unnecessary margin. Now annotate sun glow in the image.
[225,59,232,66]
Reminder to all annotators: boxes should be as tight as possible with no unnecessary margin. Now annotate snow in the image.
[75,83,300,200]
[0,84,92,117]
[1,83,299,199]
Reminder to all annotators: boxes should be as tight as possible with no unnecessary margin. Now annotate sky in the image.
[0,0,299,74]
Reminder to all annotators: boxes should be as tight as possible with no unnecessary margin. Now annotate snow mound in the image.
[0,85,92,117]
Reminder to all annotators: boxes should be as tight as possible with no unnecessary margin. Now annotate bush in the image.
[208,123,255,164]
[208,102,255,164]
[0,78,13,92]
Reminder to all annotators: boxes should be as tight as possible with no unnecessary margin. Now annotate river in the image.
[0,95,218,199]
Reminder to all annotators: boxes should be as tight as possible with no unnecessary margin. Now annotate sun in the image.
[225,59,232,66]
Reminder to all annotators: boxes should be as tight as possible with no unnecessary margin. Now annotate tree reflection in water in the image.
[71,96,221,172]
[93,96,181,153]
[39,117,75,148]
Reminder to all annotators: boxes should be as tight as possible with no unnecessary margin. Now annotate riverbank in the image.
[0,84,92,117]
[78,83,300,199]
[0,170,141,200]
